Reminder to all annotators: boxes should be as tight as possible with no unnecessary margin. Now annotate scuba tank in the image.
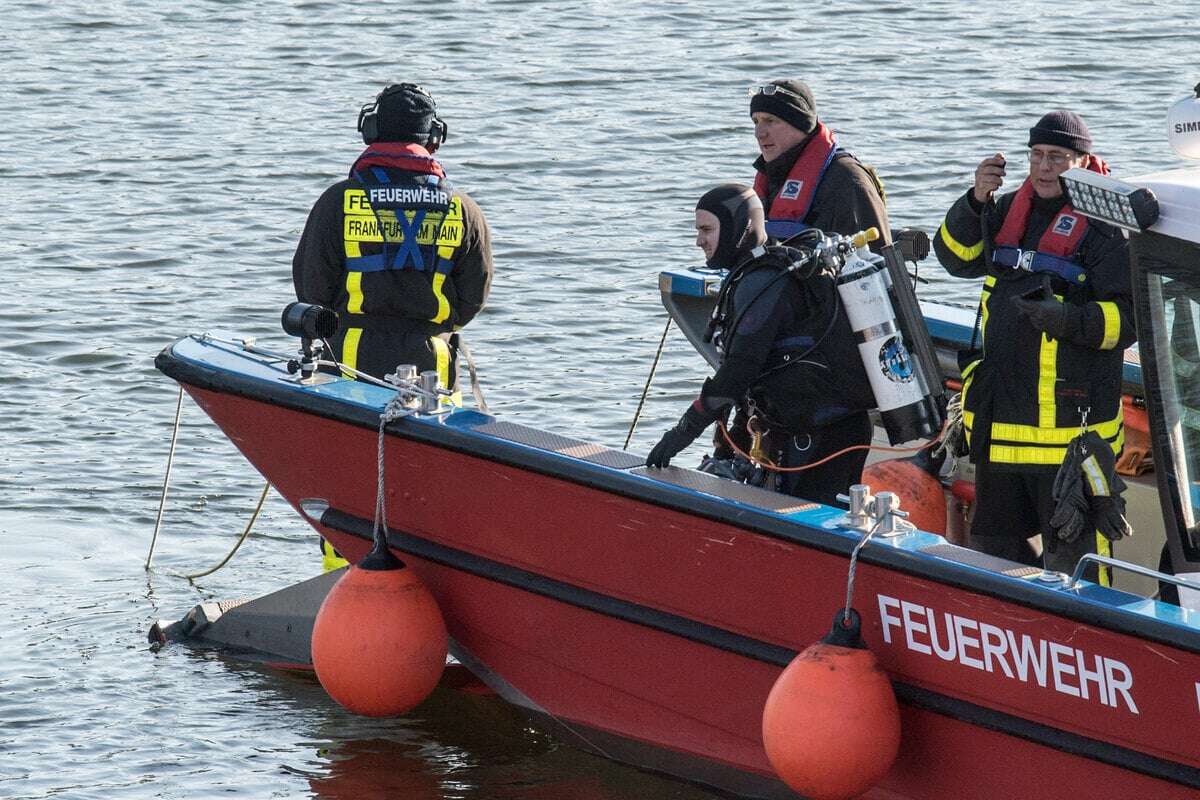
[832,229,942,444]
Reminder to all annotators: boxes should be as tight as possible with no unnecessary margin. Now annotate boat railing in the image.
[1067,553,1200,594]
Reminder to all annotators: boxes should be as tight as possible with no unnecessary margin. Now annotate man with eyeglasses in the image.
[933,110,1134,583]
[749,79,890,250]
[293,83,493,390]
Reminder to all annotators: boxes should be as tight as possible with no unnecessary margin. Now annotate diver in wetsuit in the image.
[646,184,875,505]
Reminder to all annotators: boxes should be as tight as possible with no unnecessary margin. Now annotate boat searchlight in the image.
[1060,168,1160,233]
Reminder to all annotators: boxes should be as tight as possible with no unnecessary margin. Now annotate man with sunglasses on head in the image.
[933,110,1134,583]
[292,83,493,391]
[684,79,887,495]
[749,79,890,251]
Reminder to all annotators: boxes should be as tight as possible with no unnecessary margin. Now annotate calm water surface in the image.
[2,2,1197,797]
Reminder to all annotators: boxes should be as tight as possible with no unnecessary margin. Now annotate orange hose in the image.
[716,412,951,473]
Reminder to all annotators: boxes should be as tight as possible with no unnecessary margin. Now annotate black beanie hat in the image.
[1028,110,1092,154]
[696,184,767,269]
[749,79,818,134]
[376,84,439,142]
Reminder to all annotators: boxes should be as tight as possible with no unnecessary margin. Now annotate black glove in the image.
[1079,433,1132,542]
[1050,439,1091,543]
[1091,495,1132,542]
[1011,292,1072,340]
[647,406,710,468]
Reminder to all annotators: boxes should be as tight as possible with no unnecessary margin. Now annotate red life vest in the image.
[753,123,838,240]
[350,141,446,179]
[991,155,1110,284]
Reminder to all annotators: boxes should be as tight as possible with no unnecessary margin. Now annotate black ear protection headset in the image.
[357,83,449,147]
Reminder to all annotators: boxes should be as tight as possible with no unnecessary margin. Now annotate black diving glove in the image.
[647,405,710,468]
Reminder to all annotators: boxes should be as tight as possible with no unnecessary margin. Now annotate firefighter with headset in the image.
[292,82,493,392]
[932,110,1134,583]
[293,82,493,571]
[646,184,876,506]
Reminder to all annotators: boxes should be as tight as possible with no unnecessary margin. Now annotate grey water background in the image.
[2,1,1197,797]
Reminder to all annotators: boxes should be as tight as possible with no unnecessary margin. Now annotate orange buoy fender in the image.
[862,457,947,535]
[762,609,901,800]
[311,558,448,717]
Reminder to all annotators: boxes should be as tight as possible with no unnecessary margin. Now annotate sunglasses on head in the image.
[748,84,807,103]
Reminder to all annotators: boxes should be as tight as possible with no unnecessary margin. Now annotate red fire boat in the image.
[155,131,1200,799]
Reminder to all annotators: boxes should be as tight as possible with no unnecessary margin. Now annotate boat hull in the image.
[158,336,1200,800]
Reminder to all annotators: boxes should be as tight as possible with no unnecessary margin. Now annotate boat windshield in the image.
[1147,265,1200,554]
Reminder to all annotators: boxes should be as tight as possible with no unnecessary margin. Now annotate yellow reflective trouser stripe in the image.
[989,428,1124,465]
[430,271,451,324]
[991,414,1123,444]
[346,271,364,314]
[1038,333,1059,428]
[340,327,362,379]
[322,539,349,572]
[1098,301,1121,350]
[939,221,984,262]
[1096,534,1111,587]
[429,335,462,406]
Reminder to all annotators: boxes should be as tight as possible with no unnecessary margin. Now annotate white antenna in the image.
[1167,82,1200,160]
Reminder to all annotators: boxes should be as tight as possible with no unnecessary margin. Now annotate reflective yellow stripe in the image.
[988,444,1071,464]
[939,222,983,262]
[1038,332,1059,428]
[991,414,1123,444]
[1081,454,1109,495]
[346,272,364,314]
[989,427,1125,465]
[1098,301,1121,350]
[1096,534,1111,587]
[343,188,371,257]
[980,276,995,345]
[430,272,451,324]
[427,198,464,324]
[429,336,461,407]
[437,197,465,247]
[341,327,362,379]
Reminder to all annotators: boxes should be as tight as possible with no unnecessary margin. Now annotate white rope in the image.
[842,516,887,624]
[373,390,421,543]
[145,384,185,570]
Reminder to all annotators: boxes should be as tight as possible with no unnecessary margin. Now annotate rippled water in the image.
[3,2,1197,797]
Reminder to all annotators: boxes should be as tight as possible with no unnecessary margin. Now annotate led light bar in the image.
[1060,167,1160,233]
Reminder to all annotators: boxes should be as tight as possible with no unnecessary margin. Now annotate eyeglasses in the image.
[1028,149,1076,168]
[748,83,807,103]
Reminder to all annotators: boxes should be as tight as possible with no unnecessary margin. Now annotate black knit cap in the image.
[696,184,766,269]
[376,83,439,142]
[749,79,818,134]
[1028,110,1092,154]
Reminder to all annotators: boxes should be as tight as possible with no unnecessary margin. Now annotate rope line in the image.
[145,384,185,570]
[624,317,673,451]
[714,411,951,473]
[183,481,272,581]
